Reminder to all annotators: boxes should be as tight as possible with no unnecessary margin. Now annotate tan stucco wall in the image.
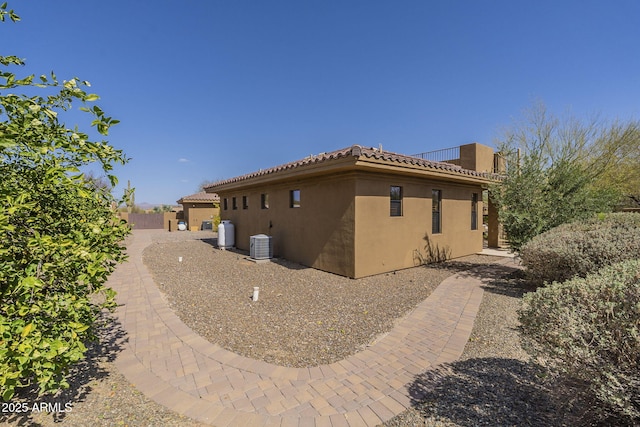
[218,173,356,277]
[164,212,177,230]
[353,173,484,278]
[218,170,483,278]
[183,204,219,230]
[459,143,495,173]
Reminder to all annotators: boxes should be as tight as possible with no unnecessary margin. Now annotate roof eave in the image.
[205,155,358,192]
[353,156,496,185]
[207,160,495,194]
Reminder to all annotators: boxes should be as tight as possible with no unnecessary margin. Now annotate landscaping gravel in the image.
[382,263,564,426]
[141,236,482,367]
[2,231,567,426]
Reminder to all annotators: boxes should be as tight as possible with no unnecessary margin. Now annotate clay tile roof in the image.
[204,145,495,190]
[177,191,220,205]
[354,145,498,178]
[355,144,462,170]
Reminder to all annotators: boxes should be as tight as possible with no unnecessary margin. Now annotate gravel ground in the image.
[1,231,568,426]
[382,263,565,426]
[142,237,484,367]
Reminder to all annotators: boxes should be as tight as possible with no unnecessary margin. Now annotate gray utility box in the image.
[250,234,272,260]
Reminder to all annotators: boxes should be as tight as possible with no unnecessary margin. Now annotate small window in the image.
[242,195,248,210]
[290,189,301,208]
[232,197,237,210]
[471,193,478,230]
[261,193,269,209]
[432,189,442,234]
[223,198,228,211]
[390,186,402,216]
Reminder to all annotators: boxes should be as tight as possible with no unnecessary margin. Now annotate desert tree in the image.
[489,102,637,251]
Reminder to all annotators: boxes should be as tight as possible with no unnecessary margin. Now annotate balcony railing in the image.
[411,146,460,163]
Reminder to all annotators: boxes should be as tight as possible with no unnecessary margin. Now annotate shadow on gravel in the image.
[199,237,312,271]
[432,259,492,273]
[199,237,218,248]
[475,265,537,298]
[406,358,559,427]
[0,313,127,426]
[431,259,536,299]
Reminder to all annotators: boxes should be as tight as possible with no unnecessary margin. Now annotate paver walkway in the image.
[108,230,516,427]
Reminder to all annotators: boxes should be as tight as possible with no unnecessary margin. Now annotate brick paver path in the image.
[108,230,514,426]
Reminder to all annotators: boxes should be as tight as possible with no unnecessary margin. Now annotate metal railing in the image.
[411,146,460,163]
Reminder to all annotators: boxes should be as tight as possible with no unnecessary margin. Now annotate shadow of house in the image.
[199,237,313,272]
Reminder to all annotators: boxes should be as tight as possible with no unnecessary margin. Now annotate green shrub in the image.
[1,5,128,400]
[520,212,640,285]
[519,259,640,424]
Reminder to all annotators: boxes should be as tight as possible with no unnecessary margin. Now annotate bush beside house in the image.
[519,214,640,425]
[519,212,640,285]
[519,260,640,424]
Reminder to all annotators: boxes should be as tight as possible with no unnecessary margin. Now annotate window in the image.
[432,189,442,234]
[390,186,403,216]
[290,189,301,208]
[261,193,269,209]
[242,195,248,210]
[232,197,237,210]
[223,198,228,211]
[471,193,478,230]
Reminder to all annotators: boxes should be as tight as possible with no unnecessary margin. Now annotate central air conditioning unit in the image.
[250,234,272,260]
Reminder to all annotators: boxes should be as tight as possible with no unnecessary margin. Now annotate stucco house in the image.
[177,191,220,231]
[204,143,499,278]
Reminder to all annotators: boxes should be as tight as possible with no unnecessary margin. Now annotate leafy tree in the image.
[198,179,221,193]
[152,204,174,213]
[0,4,129,400]
[489,102,636,251]
[589,121,640,208]
[82,170,113,192]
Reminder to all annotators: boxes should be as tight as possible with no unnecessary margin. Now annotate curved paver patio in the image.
[108,230,514,427]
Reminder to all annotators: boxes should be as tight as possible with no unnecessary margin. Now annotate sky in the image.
[3,1,640,205]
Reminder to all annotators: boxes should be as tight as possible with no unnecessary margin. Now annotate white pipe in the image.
[252,287,260,302]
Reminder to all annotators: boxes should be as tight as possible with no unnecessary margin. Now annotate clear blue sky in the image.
[4,1,640,205]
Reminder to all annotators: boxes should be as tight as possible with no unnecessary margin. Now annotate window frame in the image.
[242,195,248,210]
[261,193,269,209]
[390,185,403,217]
[290,189,301,208]
[232,197,238,210]
[432,189,442,234]
[471,192,478,230]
